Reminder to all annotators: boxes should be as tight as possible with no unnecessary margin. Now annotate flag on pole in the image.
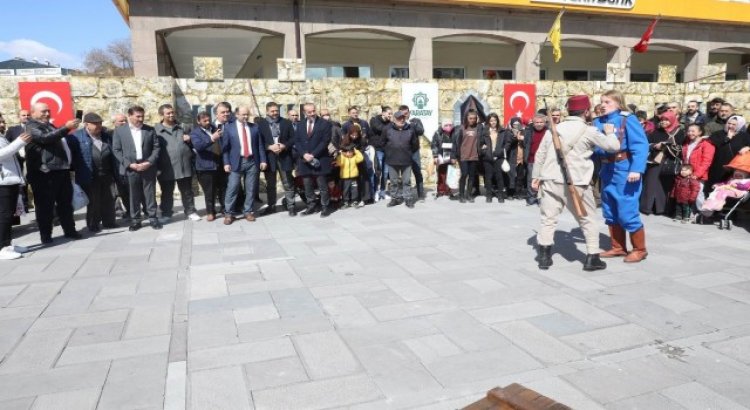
[548,10,564,63]
[633,18,659,53]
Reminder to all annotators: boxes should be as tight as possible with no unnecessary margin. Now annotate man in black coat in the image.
[112,105,162,231]
[24,103,81,244]
[293,103,333,217]
[257,102,297,216]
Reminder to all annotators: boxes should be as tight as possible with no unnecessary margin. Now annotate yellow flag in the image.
[548,10,563,63]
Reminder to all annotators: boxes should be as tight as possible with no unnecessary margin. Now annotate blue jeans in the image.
[224,157,259,216]
[374,149,389,197]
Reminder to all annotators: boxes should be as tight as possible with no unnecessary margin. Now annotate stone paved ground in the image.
[1,195,750,410]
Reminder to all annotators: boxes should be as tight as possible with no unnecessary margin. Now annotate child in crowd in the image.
[701,153,750,213]
[670,164,701,223]
[336,136,364,208]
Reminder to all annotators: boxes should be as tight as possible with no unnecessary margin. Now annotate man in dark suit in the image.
[112,105,162,231]
[222,106,267,225]
[24,103,81,244]
[257,102,296,216]
[294,102,333,217]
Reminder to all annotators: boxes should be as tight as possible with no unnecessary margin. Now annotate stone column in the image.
[131,18,160,77]
[515,42,541,82]
[409,36,433,80]
[606,46,631,83]
[684,48,710,82]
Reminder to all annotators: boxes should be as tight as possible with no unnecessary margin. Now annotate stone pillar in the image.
[131,18,160,77]
[658,65,677,83]
[515,42,541,82]
[284,29,302,59]
[606,46,631,83]
[409,36,433,80]
[699,63,726,83]
[684,48,710,82]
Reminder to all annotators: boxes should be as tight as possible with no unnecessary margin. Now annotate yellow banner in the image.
[430,0,750,25]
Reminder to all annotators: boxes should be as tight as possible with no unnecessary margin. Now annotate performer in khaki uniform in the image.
[531,95,621,271]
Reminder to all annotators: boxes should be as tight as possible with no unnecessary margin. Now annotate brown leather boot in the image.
[600,225,628,258]
[624,228,648,263]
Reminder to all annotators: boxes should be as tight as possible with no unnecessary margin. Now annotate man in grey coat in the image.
[113,105,162,231]
[155,104,199,222]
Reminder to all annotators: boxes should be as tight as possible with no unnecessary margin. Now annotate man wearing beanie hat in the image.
[531,95,621,271]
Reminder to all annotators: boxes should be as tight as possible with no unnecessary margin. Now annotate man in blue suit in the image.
[294,103,333,217]
[222,106,267,225]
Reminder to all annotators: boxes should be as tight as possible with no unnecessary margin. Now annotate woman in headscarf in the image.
[640,110,685,215]
[505,116,525,199]
[706,115,750,196]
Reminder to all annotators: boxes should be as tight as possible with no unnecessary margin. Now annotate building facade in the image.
[117,0,750,82]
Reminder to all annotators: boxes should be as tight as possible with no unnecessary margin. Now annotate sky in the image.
[0,0,130,69]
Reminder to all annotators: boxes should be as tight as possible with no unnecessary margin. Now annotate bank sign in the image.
[402,83,438,138]
[531,0,635,9]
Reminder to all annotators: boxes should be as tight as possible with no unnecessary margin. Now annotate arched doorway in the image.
[630,43,695,82]
[433,34,521,80]
[305,29,412,79]
[540,39,616,81]
[710,47,750,80]
[159,25,284,78]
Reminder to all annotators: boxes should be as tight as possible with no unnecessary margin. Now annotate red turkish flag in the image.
[18,82,74,126]
[633,19,659,53]
[503,83,536,126]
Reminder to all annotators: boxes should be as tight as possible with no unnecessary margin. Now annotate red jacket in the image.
[682,138,715,181]
[671,175,701,203]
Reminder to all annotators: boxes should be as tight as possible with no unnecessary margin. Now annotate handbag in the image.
[659,134,682,176]
[501,149,511,173]
[446,164,460,190]
[72,183,89,211]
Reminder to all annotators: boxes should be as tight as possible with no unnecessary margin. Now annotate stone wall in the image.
[2,76,748,185]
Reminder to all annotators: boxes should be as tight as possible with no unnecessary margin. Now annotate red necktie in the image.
[307,120,313,137]
[242,124,250,158]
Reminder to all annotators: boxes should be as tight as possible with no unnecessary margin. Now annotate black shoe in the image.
[498,196,505,203]
[320,207,332,218]
[486,197,493,203]
[459,197,466,203]
[583,254,607,271]
[387,199,400,207]
[301,205,316,216]
[41,236,53,245]
[88,225,101,233]
[468,196,475,203]
[288,208,297,216]
[64,232,83,240]
[538,246,553,270]
[128,222,142,232]
[406,200,415,208]
[261,206,277,216]
[149,220,163,230]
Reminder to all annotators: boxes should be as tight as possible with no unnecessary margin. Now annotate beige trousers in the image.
[537,181,600,254]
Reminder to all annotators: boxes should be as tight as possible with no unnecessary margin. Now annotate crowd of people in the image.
[0,90,748,263]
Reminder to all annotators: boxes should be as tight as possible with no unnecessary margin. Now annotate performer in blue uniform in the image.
[593,90,650,263]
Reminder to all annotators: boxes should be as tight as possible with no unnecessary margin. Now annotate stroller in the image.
[697,152,750,230]
[716,192,750,230]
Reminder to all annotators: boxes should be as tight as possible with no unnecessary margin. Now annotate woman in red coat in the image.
[682,123,715,212]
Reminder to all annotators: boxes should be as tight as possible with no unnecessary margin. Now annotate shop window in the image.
[482,69,513,80]
[433,67,465,79]
[390,66,409,78]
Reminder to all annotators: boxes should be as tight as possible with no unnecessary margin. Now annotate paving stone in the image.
[0,285,26,307]
[561,324,659,355]
[30,388,101,410]
[253,373,381,410]
[310,281,388,299]
[382,278,439,302]
[319,295,377,328]
[562,355,692,403]
[527,312,597,337]
[525,377,606,410]
[492,321,583,365]
[189,337,295,371]
[369,298,458,321]
[244,356,309,391]
[537,269,605,292]
[354,289,405,309]
[542,293,624,328]
[8,282,64,308]
[30,309,129,331]
[237,316,333,342]
[189,292,273,316]
[426,310,511,352]
[403,334,463,364]
[708,335,750,365]
[338,318,438,348]
[233,304,280,324]
[675,272,746,289]
[188,310,239,351]
[660,382,748,410]
[649,294,706,314]
[189,275,227,301]
[190,366,253,410]
[271,288,324,318]
[604,392,684,410]
[0,362,109,402]
[463,278,507,293]
[67,322,125,347]
[57,334,170,366]
[124,306,172,339]
[295,331,360,379]
[468,300,558,324]
[353,342,443,396]
[0,317,35,362]
[98,353,168,410]
[425,346,543,388]
[605,300,717,340]
[0,328,71,374]
[164,361,187,410]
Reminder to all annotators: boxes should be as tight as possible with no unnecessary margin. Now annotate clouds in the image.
[0,39,80,68]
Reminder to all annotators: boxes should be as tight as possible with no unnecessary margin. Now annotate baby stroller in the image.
[716,192,750,230]
[697,152,750,230]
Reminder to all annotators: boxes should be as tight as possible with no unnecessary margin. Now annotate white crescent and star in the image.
[509,90,531,119]
[30,91,64,114]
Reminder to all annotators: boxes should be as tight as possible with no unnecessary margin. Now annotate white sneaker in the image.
[12,244,28,253]
[188,213,202,221]
[0,247,22,260]
[355,201,364,208]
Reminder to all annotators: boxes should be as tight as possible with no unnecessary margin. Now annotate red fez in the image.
[566,95,591,112]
